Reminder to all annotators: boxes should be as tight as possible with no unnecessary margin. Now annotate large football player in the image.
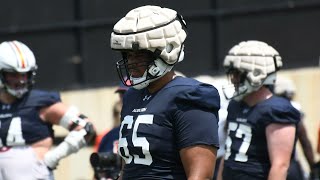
[0,41,96,180]
[110,5,220,179]
[221,41,300,180]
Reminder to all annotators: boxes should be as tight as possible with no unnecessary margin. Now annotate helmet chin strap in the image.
[233,85,248,101]
[223,80,256,101]
[130,70,149,90]
[234,79,264,101]
[233,74,276,101]
[131,58,173,90]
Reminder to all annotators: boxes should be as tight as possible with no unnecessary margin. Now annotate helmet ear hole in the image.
[253,69,262,76]
[166,44,173,53]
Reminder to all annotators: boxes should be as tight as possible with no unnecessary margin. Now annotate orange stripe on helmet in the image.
[11,41,26,69]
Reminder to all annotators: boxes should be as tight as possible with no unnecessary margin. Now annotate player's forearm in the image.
[303,147,315,169]
[300,140,315,168]
[268,164,288,180]
[216,158,224,180]
[298,123,315,168]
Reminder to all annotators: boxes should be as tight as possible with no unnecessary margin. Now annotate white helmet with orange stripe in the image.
[0,40,37,98]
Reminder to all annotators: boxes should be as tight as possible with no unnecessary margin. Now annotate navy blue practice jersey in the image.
[119,76,220,179]
[0,90,60,147]
[223,96,300,179]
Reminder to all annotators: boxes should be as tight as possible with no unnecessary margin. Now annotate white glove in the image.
[64,129,87,151]
[44,130,87,169]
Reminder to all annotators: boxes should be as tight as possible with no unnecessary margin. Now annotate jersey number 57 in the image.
[225,122,252,162]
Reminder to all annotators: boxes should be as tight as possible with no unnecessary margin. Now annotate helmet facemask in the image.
[116,50,174,90]
[223,69,249,101]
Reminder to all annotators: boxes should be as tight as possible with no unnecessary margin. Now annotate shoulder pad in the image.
[175,82,220,112]
[261,96,300,126]
[24,90,61,107]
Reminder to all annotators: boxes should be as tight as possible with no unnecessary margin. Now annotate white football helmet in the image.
[110,5,187,89]
[0,40,37,98]
[222,40,283,101]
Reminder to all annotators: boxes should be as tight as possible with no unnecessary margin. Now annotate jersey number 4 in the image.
[225,122,252,162]
[118,114,153,165]
[0,117,26,147]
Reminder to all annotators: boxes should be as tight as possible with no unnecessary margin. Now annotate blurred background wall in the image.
[0,0,319,179]
[1,0,320,91]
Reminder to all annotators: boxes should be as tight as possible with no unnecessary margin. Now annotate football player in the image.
[221,41,300,180]
[0,40,96,180]
[110,5,220,179]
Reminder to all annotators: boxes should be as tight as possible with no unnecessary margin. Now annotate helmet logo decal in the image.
[113,40,121,46]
